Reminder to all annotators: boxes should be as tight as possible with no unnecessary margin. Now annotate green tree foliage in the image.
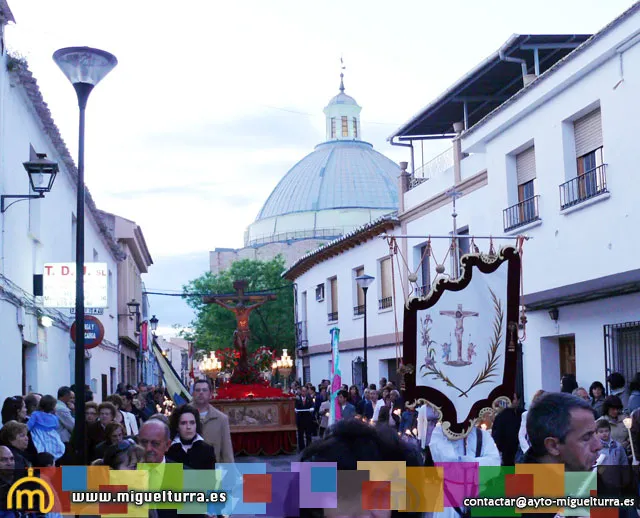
[183,256,294,356]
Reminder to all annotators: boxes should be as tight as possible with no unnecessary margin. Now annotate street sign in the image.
[70,316,105,350]
[70,308,104,315]
[43,263,108,308]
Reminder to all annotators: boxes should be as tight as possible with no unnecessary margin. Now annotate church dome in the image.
[244,71,399,247]
[256,140,398,220]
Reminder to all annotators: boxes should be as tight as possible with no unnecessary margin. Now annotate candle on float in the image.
[481,424,487,431]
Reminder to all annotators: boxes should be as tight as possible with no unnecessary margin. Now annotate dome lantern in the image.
[323,70,362,142]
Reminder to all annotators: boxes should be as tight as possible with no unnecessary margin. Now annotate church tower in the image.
[322,71,362,141]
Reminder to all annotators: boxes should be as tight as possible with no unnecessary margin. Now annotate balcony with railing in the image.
[408,147,453,192]
[353,305,365,316]
[559,165,608,210]
[328,311,338,322]
[503,195,540,232]
[378,297,393,310]
[296,321,308,349]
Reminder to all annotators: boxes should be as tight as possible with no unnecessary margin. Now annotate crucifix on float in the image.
[203,280,276,370]
[439,304,479,365]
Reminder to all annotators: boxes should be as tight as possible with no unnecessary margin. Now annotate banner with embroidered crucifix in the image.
[402,246,521,439]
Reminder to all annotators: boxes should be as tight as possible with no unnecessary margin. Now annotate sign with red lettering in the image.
[43,263,108,308]
[70,316,105,349]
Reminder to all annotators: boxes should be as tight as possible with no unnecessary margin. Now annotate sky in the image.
[5,0,635,335]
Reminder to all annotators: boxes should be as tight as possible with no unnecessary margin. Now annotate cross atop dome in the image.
[323,57,362,141]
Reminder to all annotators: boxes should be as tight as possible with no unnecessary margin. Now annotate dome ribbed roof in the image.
[256,140,399,220]
[327,92,358,106]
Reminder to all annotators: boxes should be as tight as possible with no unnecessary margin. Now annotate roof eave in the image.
[0,0,15,24]
[283,214,399,280]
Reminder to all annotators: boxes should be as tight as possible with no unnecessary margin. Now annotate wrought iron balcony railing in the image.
[503,195,540,232]
[295,321,308,349]
[378,297,393,310]
[559,164,608,210]
[353,305,365,316]
[327,311,338,322]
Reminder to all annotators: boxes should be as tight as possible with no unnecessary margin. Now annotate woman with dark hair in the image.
[348,385,361,407]
[560,373,578,394]
[94,422,126,461]
[166,404,215,470]
[0,420,32,469]
[602,395,629,453]
[98,441,145,470]
[590,381,606,417]
[1,396,27,425]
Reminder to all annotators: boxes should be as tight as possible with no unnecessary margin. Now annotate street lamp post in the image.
[355,274,375,389]
[53,46,117,466]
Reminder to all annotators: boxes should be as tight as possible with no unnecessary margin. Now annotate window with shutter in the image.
[574,108,602,158]
[355,267,364,307]
[380,258,393,309]
[516,147,536,186]
[330,277,338,313]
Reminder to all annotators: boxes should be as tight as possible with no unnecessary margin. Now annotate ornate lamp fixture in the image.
[200,352,222,398]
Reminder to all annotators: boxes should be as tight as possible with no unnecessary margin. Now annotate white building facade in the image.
[393,4,640,404]
[285,216,405,389]
[285,3,640,405]
[0,13,125,398]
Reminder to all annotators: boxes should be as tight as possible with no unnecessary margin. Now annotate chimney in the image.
[398,161,410,214]
[452,122,464,184]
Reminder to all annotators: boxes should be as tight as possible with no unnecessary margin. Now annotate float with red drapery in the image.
[200,346,297,456]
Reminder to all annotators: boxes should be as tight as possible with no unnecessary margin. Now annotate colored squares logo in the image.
[292,462,338,509]
[310,467,337,493]
[358,461,406,511]
[362,480,391,510]
[243,473,272,503]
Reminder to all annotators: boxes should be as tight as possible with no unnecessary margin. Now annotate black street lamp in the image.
[150,315,159,334]
[355,274,375,389]
[1,153,58,212]
[53,46,117,466]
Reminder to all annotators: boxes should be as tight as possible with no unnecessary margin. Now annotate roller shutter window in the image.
[330,277,338,313]
[574,108,602,158]
[380,257,393,300]
[355,267,365,307]
[516,146,536,186]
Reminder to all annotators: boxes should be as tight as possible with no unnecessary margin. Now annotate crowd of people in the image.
[2,371,640,517]
[0,379,234,517]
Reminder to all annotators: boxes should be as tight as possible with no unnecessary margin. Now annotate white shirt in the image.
[518,410,530,453]
[371,399,385,422]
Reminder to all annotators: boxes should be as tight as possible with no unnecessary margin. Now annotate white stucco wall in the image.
[0,54,121,397]
[293,230,404,388]
[401,11,640,405]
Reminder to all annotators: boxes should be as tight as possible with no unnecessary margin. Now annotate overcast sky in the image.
[6,0,634,334]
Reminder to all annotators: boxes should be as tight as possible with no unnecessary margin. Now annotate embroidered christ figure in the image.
[440,304,479,363]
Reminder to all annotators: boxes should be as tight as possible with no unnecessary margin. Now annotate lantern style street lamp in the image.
[53,46,117,466]
[1,153,58,212]
[355,274,375,389]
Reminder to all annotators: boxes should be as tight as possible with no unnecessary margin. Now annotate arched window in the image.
[341,116,348,137]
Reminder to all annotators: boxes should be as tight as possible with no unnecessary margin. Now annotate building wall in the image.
[401,13,640,404]
[210,238,330,274]
[0,54,121,396]
[293,233,404,388]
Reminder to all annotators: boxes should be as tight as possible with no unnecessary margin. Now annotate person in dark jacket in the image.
[295,386,315,452]
[166,404,216,470]
[491,397,522,466]
[0,420,32,469]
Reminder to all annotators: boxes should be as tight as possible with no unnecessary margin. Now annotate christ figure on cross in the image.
[203,280,276,369]
[440,304,479,364]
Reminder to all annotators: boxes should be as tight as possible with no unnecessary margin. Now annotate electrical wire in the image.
[143,283,294,298]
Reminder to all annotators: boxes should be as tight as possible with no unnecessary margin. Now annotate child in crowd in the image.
[595,417,633,503]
